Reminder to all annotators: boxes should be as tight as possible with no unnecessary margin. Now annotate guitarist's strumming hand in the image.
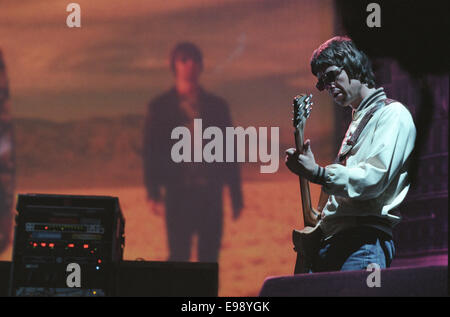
[285,139,323,184]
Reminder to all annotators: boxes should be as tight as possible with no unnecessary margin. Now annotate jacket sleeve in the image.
[142,101,163,201]
[322,103,416,200]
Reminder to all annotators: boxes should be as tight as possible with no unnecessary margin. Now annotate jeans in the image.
[312,226,395,272]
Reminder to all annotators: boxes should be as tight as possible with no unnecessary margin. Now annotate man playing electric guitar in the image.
[285,36,416,272]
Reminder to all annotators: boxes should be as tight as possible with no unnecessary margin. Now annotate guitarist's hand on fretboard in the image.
[285,139,320,182]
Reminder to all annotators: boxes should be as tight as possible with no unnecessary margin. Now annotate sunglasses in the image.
[316,67,343,91]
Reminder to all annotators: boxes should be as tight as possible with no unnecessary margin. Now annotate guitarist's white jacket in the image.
[319,88,416,239]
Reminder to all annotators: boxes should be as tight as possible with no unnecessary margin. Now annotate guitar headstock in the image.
[292,93,313,131]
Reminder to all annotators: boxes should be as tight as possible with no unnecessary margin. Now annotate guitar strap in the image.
[334,98,396,165]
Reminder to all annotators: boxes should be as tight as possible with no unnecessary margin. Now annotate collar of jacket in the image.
[352,87,386,121]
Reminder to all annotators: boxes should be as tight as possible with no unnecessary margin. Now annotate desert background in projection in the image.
[0,0,336,296]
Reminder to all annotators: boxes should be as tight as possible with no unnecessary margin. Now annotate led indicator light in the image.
[83,244,89,249]
[40,242,47,247]
[49,243,55,248]
[97,259,102,264]
[68,243,75,248]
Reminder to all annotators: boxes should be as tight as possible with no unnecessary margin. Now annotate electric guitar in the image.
[291,94,327,274]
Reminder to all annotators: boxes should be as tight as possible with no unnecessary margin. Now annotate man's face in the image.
[317,65,362,108]
[174,54,202,83]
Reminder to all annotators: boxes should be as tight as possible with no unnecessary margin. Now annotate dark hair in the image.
[310,36,376,88]
[170,42,203,72]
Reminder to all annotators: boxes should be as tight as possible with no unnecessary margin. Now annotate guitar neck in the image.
[294,130,319,227]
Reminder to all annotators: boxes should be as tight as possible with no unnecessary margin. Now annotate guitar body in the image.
[290,94,326,274]
[292,225,323,274]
